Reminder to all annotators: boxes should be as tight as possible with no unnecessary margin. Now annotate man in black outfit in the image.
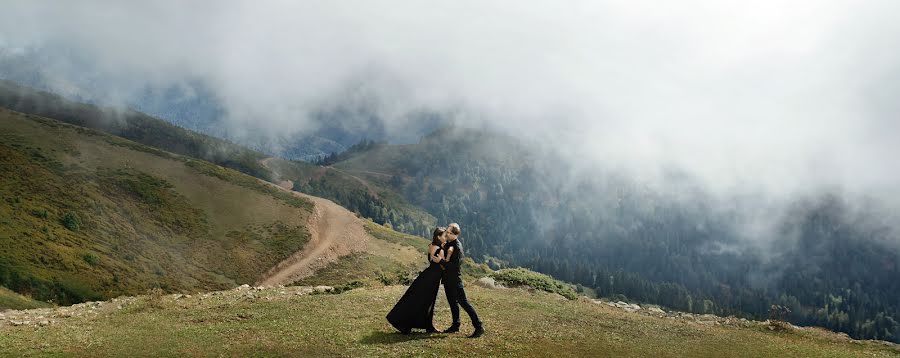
[441,223,484,338]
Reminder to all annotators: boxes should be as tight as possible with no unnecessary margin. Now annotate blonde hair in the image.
[448,223,460,235]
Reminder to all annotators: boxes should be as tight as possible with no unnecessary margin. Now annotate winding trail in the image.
[255,158,371,287]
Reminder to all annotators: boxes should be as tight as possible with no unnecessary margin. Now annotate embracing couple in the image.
[386,223,484,338]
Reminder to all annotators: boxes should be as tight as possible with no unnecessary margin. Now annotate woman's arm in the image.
[429,244,444,263]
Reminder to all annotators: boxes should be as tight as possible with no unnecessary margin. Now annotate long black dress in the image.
[386,246,443,333]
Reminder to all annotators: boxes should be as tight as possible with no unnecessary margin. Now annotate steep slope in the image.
[0,108,314,306]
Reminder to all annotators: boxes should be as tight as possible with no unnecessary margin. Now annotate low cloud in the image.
[2,0,899,205]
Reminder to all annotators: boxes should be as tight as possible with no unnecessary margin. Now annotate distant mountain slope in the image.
[0,80,436,239]
[330,127,900,343]
[0,80,272,180]
[0,61,443,161]
[0,108,314,307]
[260,156,436,237]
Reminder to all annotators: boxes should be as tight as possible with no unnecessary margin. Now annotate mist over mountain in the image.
[3,1,900,200]
[0,48,443,160]
[2,0,900,344]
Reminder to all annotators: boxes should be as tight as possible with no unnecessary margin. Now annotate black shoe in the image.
[468,326,484,338]
[426,327,442,334]
[443,325,460,333]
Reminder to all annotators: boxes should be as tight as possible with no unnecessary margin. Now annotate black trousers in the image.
[444,277,481,328]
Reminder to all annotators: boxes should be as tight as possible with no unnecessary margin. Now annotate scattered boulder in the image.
[312,286,333,293]
[474,277,504,289]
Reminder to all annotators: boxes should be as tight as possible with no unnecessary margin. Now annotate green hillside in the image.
[0,81,435,238]
[1,194,896,356]
[263,157,436,237]
[1,284,897,357]
[0,80,272,180]
[0,108,313,307]
[0,286,50,311]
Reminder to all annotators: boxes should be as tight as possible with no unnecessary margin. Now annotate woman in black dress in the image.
[386,227,447,334]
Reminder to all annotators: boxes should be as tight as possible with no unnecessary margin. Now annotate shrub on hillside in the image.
[394,270,414,285]
[82,253,100,267]
[377,272,392,286]
[30,209,49,219]
[490,268,578,300]
[61,211,81,231]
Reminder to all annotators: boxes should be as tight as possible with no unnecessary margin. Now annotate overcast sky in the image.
[2,0,899,200]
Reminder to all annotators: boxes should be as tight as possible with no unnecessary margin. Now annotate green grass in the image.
[0,285,896,357]
[491,268,579,300]
[363,221,492,278]
[292,253,417,287]
[0,287,50,311]
[0,108,313,307]
[364,220,429,252]
[184,159,312,211]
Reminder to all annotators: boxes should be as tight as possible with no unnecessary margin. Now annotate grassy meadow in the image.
[1,284,897,357]
[0,108,312,306]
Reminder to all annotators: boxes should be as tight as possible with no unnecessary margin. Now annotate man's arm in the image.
[443,246,455,263]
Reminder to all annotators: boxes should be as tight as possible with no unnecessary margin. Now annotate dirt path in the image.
[255,159,371,287]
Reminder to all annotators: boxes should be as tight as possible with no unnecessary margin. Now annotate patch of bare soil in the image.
[255,159,372,286]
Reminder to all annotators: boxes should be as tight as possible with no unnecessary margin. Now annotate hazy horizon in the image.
[2,1,899,206]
